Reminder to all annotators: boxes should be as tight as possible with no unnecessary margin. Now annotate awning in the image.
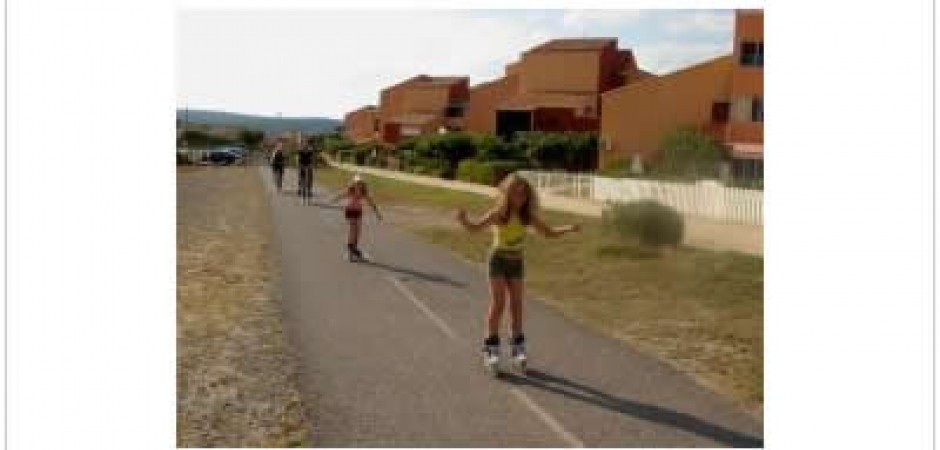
[388,113,437,126]
[729,142,764,160]
[498,92,595,112]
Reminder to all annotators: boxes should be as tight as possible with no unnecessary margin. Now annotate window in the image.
[740,41,763,66]
[751,97,763,122]
[445,104,465,118]
[372,119,379,132]
[711,102,730,123]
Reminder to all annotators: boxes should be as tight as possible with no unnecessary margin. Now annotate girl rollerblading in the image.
[332,174,382,261]
[456,173,580,375]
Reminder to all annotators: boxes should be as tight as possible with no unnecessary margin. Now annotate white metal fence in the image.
[518,171,763,225]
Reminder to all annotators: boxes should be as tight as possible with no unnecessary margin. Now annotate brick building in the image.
[376,75,469,144]
[599,10,763,175]
[343,105,380,144]
[465,38,652,140]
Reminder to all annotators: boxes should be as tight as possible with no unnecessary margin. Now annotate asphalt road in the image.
[264,167,763,448]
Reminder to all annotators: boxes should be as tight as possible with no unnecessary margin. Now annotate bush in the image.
[238,129,265,149]
[655,126,729,179]
[514,131,598,171]
[597,158,632,178]
[407,132,478,179]
[457,159,529,186]
[176,152,192,165]
[181,129,237,147]
[473,133,524,161]
[602,200,684,248]
[323,136,355,156]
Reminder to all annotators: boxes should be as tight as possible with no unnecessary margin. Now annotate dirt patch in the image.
[177,166,311,447]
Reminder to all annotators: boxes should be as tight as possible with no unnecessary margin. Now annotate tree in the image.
[238,129,265,149]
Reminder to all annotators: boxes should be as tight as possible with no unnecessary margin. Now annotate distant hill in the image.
[177,109,341,134]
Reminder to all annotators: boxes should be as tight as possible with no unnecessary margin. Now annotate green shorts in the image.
[488,249,525,279]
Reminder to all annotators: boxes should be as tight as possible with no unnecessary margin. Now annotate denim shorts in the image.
[488,249,524,279]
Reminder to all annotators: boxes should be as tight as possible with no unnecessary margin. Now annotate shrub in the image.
[601,200,684,248]
[457,159,529,186]
[323,136,355,156]
[514,131,598,171]
[472,133,524,161]
[407,132,478,179]
[655,126,729,179]
[597,158,631,178]
[181,129,237,147]
[176,152,192,165]
[238,129,265,149]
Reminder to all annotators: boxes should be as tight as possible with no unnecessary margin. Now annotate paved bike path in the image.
[265,168,763,447]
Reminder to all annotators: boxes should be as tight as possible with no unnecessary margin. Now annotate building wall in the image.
[466,76,519,133]
[343,107,379,143]
[599,10,764,168]
[731,11,763,96]
[599,55,735,167]
[518,50,603,94]
[402,86,452,113]
[378,77,469,144]
[728,10,764,145]
[465,41,635,136]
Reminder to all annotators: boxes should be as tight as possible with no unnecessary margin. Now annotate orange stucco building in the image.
[343,105,380,144]
[466,38,652,140]
[599,10,763,171]
[376,75,469,144]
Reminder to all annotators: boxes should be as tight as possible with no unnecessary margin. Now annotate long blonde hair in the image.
[493,173,538,225]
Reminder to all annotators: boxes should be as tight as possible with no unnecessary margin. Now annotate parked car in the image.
[203,149,243,165]
[220,145,248,157]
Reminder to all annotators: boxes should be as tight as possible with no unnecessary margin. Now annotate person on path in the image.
[331,174,382,261]
[297,142,316,197]
[456,173,580,374]
[270,142,286,192]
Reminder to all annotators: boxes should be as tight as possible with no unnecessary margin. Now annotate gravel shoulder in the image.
[177,166,311,447]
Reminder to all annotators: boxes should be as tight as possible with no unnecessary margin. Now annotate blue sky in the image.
[178,9,736,119]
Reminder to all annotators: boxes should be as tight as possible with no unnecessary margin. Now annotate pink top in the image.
[346,189,364,211]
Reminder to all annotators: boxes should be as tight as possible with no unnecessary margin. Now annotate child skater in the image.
[332,174,382,261]
[456,173,580,374]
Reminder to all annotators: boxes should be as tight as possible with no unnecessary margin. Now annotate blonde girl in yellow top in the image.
[456,173,580,374]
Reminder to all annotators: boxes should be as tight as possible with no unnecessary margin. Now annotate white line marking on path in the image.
[509,387,586,448]
[386,276,458,340]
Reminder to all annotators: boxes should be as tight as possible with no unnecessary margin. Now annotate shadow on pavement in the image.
[502,369,763,448]
[360,260,467,288]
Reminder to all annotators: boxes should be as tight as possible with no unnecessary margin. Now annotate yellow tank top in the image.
[492,215,526,251]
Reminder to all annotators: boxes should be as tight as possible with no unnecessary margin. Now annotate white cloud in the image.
[633,41,732,74]
[561,9,645,31]
[663,10,734,35]
[177,10,549,118]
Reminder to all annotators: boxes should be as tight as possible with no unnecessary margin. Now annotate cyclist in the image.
[270,142,286,192]
[297,142,316,198]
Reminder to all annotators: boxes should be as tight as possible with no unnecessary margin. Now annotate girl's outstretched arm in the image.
[366,195,382,221]
[456,209,495,232]
[531,215,581,238]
